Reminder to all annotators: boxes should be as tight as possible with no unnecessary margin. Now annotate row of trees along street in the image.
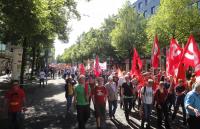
[0,0,80,83]
[58,0,200,69]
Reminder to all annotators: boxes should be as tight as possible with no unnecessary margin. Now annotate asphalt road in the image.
[0,78,188,129]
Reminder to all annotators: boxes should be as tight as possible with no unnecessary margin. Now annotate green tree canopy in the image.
[146,0,200,50]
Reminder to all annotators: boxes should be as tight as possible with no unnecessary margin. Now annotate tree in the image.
[60,15,118,64]
[1,0,79,83]
[146,0,200,51]
[110,1,147,69]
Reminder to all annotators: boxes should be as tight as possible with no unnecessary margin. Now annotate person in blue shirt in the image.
[184,81,200,129]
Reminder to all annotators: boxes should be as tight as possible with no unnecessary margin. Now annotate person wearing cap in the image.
[184,81,200,129]
[172,79,187,125]
[121,74,134,122]
[4,80,26,129]
[154,81,170,129]
[105,76,118,119]
[140,79,154,129]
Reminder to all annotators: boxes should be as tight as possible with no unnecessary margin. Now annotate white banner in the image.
[99,62,107,70]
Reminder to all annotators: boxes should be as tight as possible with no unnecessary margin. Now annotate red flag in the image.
[182,35,198,67]
[94,56,101,77]
[181,35,200,81]
[131,48,143,76]
[79,64,85,75]
[168,38,183,77]
[151,35,160,68]
[166,49,170,76]
[176,63,186,84]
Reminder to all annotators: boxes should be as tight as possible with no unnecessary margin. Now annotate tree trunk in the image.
[31,45,36,78]
[20,37,27,84]
[35,49,40,74]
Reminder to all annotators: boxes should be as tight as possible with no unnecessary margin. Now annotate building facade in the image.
[133,0,160,18]
[133,0,200,18]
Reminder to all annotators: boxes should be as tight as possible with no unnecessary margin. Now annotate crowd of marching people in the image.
[2,65,200,129]
[63,67,200,129]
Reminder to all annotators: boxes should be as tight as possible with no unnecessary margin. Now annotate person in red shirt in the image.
[92,77,107,129]
[4,80,26,129]
[154,81,170,129]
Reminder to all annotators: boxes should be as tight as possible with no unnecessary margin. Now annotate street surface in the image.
[0,78,188,129]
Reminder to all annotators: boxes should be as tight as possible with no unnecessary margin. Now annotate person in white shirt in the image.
[140,79,154,129]
[39,70,46,87]
[106,76,118,119]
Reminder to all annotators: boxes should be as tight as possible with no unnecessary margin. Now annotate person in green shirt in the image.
[74,75,90,129]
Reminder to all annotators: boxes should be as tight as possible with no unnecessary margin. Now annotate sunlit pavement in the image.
[0,78,188,129]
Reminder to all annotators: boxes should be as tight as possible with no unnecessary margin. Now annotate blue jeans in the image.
[108,100,117,117]
[141,104,152,127]
[67,95,73,111]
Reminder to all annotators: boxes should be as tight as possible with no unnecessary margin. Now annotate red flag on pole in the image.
[79,64,85,75]
[131,48,143,76]
[182,35,199,67]
[168,38,183,77]
[151,35,160,68]
[166,49,170,76]
[181,35,200,81]
[176,63,186,84]
[94,55,101,77]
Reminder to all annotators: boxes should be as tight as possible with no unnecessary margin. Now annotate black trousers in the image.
[8,112,23,129]
[156,104,170,128]
[187,115,200,129]
[76,105,90,129]
[172,95,186,123]
[124,98,133,120]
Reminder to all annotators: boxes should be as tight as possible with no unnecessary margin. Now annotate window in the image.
[143,10,147,18]
[151,6,156,14]
[145,0,148,6]
[198,1,200,9]
[138,2,143,10]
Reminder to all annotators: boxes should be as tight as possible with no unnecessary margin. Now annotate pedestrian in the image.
[118,71,126,109]
[92,77,107,129]
[131,78,138,110]
[74,75,90,129]
[105,76,118,119]
[113,72,119,88]
[154,81,170,129]
[121,75,134,122]
[184,81,200,129]
[172,79,187,125]
[65,77,75,113]
[140,79,154,129]
[166,76,175,114]
[88,75,95,106]
[4,80,26,129]
[39,69,46,87]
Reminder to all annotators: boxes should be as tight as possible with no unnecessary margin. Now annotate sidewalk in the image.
[0,76,39,119]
